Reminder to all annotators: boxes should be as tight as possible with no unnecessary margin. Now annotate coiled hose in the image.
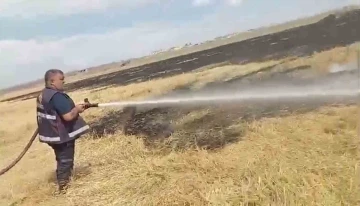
[0,128,38,176]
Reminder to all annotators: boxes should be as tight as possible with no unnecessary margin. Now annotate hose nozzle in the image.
[84,98,99,109]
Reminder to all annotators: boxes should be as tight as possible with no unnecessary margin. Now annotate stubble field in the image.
[0,7,359,206]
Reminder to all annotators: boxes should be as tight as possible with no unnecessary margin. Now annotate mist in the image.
[98,62,359,109]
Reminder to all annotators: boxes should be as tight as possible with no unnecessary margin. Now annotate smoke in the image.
[329,61,357,73]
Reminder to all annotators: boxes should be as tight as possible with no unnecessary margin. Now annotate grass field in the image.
[0,41,359,206]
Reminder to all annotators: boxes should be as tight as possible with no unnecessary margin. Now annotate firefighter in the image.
[36,69,90,193]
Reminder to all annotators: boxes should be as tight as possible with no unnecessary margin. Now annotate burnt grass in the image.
[88,66,358,151]
[7,9,360,151]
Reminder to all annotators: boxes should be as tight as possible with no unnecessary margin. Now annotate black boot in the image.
[58,179,70,194]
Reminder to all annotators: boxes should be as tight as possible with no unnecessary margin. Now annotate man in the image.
[36,69,90,193]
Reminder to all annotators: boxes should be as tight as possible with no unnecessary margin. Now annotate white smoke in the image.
[329,61,358,73]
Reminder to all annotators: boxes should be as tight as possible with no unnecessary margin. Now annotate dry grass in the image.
[289,44,360,73]
[56,106,360,205]
[0,45,359,206]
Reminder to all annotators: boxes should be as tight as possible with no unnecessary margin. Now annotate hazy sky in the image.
[0,0,358,89]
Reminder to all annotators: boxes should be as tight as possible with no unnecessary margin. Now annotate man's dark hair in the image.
[44,69,64,86]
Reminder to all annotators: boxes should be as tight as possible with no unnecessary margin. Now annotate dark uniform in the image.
[36,87,89,191]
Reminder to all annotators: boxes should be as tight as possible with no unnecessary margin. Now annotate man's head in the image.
[44,69,65,91]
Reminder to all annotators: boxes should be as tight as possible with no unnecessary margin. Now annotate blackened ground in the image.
[2,9,360,103]
[88,63,358,151]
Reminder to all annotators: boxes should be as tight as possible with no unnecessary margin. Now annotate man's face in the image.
[51,73,65,91]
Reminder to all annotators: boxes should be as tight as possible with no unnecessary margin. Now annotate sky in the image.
[0,0,358,89]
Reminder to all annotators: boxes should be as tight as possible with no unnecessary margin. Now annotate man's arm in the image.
[50,93,85,121]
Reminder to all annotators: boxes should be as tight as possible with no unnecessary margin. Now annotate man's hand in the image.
[62,104,86,121]
[75,104,86,113]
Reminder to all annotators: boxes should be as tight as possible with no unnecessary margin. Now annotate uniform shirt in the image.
[49,93,74,116]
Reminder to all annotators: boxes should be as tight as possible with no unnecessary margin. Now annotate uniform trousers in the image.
[48,139,75,190]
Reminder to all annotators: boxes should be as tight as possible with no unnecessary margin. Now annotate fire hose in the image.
[0,98,99,176]
[0,129,39,176]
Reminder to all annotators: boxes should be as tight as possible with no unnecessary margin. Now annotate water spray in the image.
[85,88,360,109]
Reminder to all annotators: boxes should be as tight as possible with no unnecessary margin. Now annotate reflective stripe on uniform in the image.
[60,159,74,163]
[37,103,44,110]
[39,125,90,142]
[37,112,56,120]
